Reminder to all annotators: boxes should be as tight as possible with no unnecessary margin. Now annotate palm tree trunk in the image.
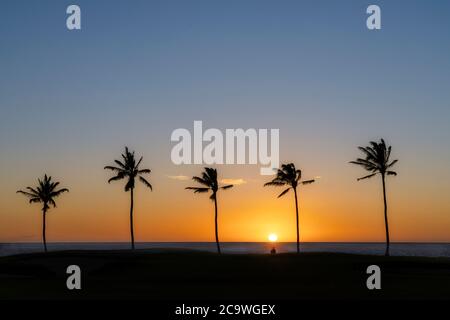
[130,188,135,250]
[42,208,47,253]
[382,174,390,256]
[294,188,300,254]
[214,194,221,254]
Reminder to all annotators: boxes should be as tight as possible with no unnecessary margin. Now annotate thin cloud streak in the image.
[220,178,247,185]
[167,175,191,181]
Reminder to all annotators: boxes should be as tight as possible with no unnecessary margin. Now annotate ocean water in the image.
[1,242,450,258]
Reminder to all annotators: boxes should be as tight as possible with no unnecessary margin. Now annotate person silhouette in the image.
[270,247,277,255]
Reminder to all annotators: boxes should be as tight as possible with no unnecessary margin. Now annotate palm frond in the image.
[50,181,60,189]
[264,181,286,187]
[205,167,217,180]
[349,160,377,170]
[277,188,291,198]
[104,166,125,173]
[139,176,153,190]
[134,156,143,170]
[387,159,398,168]
[192,176,211,187]
[357,173,377,181]
[201,172,213,186]
[188,168,229,201]
[186,187,210,193]
[18,175,68,211]
[108,174,125,183]
[16,190,37,198]
[351,139,398,179]
[295,169,302,182]
[25,187,40,195]
[114,159,126,169]
[50,188,69,197]
[49,199,57,208]
[105,147,152,193]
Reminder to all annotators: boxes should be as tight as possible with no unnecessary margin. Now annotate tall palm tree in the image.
[264,163,315,254]
[104,147,152,250]
[186,168,233,254]
[350,139,398,256]
[17,174,69,253]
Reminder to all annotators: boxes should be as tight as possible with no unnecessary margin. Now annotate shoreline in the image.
[2,242,450,258]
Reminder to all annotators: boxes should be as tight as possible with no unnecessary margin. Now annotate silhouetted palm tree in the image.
[264,163,315,254]
[186,168,233,254]
[17,174,69,253]
[350,139,398,256]
[104,147,152,250]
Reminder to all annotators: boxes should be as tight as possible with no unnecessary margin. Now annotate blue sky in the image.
[1,0,450,147]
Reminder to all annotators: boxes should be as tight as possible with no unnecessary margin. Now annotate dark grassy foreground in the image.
[0,250,449,300]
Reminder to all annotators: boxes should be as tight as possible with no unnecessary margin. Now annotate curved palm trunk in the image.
[294,188,300,254]
[130,188,135,250]
[42,208,47,253]
[381,174,390,256]
[213,195,221,254]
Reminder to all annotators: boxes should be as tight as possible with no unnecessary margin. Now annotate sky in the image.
[1,0,450,243]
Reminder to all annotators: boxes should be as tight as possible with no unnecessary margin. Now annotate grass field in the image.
[0,250,449,300]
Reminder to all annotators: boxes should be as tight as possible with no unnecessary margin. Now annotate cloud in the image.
[167,175,246,185]
[167,175,190,181]
[220,178,247,185]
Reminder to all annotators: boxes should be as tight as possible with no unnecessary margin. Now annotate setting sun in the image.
[268,233,278,242]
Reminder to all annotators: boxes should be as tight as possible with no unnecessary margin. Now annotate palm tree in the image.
[350,139,398,256]
[264,163,315,254]
[17,174,69,253]
[104,147,152,250]
[186,168,233,254]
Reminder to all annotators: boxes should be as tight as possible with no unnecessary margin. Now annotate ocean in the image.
[1,242,450,258]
